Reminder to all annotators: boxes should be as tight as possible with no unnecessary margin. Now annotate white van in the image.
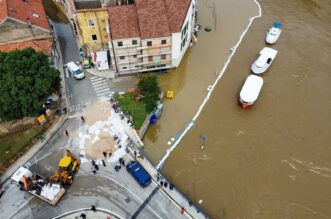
[67,62,85,79]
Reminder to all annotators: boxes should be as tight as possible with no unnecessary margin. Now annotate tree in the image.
[138,75,161,113]
[0,48,61,120]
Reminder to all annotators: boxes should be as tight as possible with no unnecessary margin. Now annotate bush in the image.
[138,75,161,113]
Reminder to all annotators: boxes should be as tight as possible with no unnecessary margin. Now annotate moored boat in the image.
[250,47,278,74]
[266,22,282,44]
[239,75,264,108]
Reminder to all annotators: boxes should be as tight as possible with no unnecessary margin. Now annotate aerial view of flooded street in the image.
[144,0,331,218]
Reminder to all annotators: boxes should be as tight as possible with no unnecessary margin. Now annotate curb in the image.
[51,208,123,219]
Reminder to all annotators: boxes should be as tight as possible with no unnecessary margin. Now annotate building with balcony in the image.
[73,0,196,75]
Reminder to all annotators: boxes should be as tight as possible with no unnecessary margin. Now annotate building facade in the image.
[73,0,196,75]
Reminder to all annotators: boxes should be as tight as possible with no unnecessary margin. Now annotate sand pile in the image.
[77,100,130,162]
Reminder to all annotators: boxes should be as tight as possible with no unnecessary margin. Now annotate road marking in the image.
[90,77,105,82]
[95,88,110,93]
[97,91,111,97]
[92,82,107,88]
[90,76,111,99]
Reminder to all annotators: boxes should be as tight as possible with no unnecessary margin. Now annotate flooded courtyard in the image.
[144,0,331,218]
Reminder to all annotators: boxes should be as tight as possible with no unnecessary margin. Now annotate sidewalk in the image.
[85,67,116,79]
[127,143,210,219]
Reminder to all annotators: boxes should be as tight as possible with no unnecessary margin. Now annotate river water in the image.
[144,0,331,218]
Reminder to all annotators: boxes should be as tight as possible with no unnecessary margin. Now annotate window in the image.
[161,40,167,45]
[148,56,153,61]
[132,40,137,45]
[147,41,152,46]
[123,67,127,70]
[88,19,94,27]
[135,65,139,68]
[91,34,97,41]
[119,56,125,60]
[133,55,137,58]
[181,22,188,39]
[161,54,166,60]
[117,41,123,47]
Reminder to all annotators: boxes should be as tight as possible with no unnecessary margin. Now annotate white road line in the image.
[95,88,110,93]
[90,77,105,83]
[93,83,108,90]
[97,91,111,97]
[94,86,109,91]
[91,82,107,87]
[90,78,106,83]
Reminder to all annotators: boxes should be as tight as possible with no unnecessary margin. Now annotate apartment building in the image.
[73,0,196,75]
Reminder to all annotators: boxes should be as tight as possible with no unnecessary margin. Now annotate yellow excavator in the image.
[50,150,80,186]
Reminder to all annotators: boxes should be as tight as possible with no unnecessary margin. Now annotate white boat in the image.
[239,75,264,108]
[266,22,282,44]
[250,47,278,74]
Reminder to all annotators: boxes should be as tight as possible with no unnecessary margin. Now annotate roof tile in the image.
[0,0,50,30]
[164,0,191,32]
[135,0,171,39]
[108,5,140,40]
[0,38,52,55]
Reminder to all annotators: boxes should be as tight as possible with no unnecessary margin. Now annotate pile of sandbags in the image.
[40,183,61,201]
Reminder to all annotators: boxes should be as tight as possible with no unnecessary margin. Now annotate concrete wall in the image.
[76,10,109,53]
[171,0,195,68]
[0,18,51,44]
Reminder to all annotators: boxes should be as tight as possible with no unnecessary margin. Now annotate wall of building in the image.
[112,37,142,73]
[171,0,195,68]
[0,19,51,44]
[76,10,109,53]
[139,36,172,70]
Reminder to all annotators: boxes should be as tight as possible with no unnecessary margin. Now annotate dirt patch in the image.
[84,101,111,125]
[0,117,36,135]
[85,130,116,159]
[83,100,117,159]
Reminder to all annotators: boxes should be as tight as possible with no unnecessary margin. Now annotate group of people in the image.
[114,157,126,172]
[110,98,134,128]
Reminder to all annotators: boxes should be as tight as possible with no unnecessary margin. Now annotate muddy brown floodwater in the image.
[145,0,331,218]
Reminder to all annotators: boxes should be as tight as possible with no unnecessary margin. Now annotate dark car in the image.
[126,161,151,187]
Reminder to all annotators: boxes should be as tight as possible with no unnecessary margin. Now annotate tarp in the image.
[91,51,109,71]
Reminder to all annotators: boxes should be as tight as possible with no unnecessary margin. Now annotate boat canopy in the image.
[240,75,264,103]
[273,22,282,28]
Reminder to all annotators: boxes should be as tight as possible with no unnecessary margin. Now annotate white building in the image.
[107,0,196,75]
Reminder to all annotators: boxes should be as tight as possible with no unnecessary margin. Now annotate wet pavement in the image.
[144,0,331,218]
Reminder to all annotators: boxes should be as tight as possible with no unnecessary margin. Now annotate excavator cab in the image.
[50,150,80,186]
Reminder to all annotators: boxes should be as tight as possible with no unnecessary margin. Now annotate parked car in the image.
[126,161,151,187]
[66,62,85,79]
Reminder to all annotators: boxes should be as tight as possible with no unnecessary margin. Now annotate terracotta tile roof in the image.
[0,0,8,21]
[0,0,50,30]
[135,0,171,39]
[108,5,140,40]
[0,38,53,55]
[164,0,191,32]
